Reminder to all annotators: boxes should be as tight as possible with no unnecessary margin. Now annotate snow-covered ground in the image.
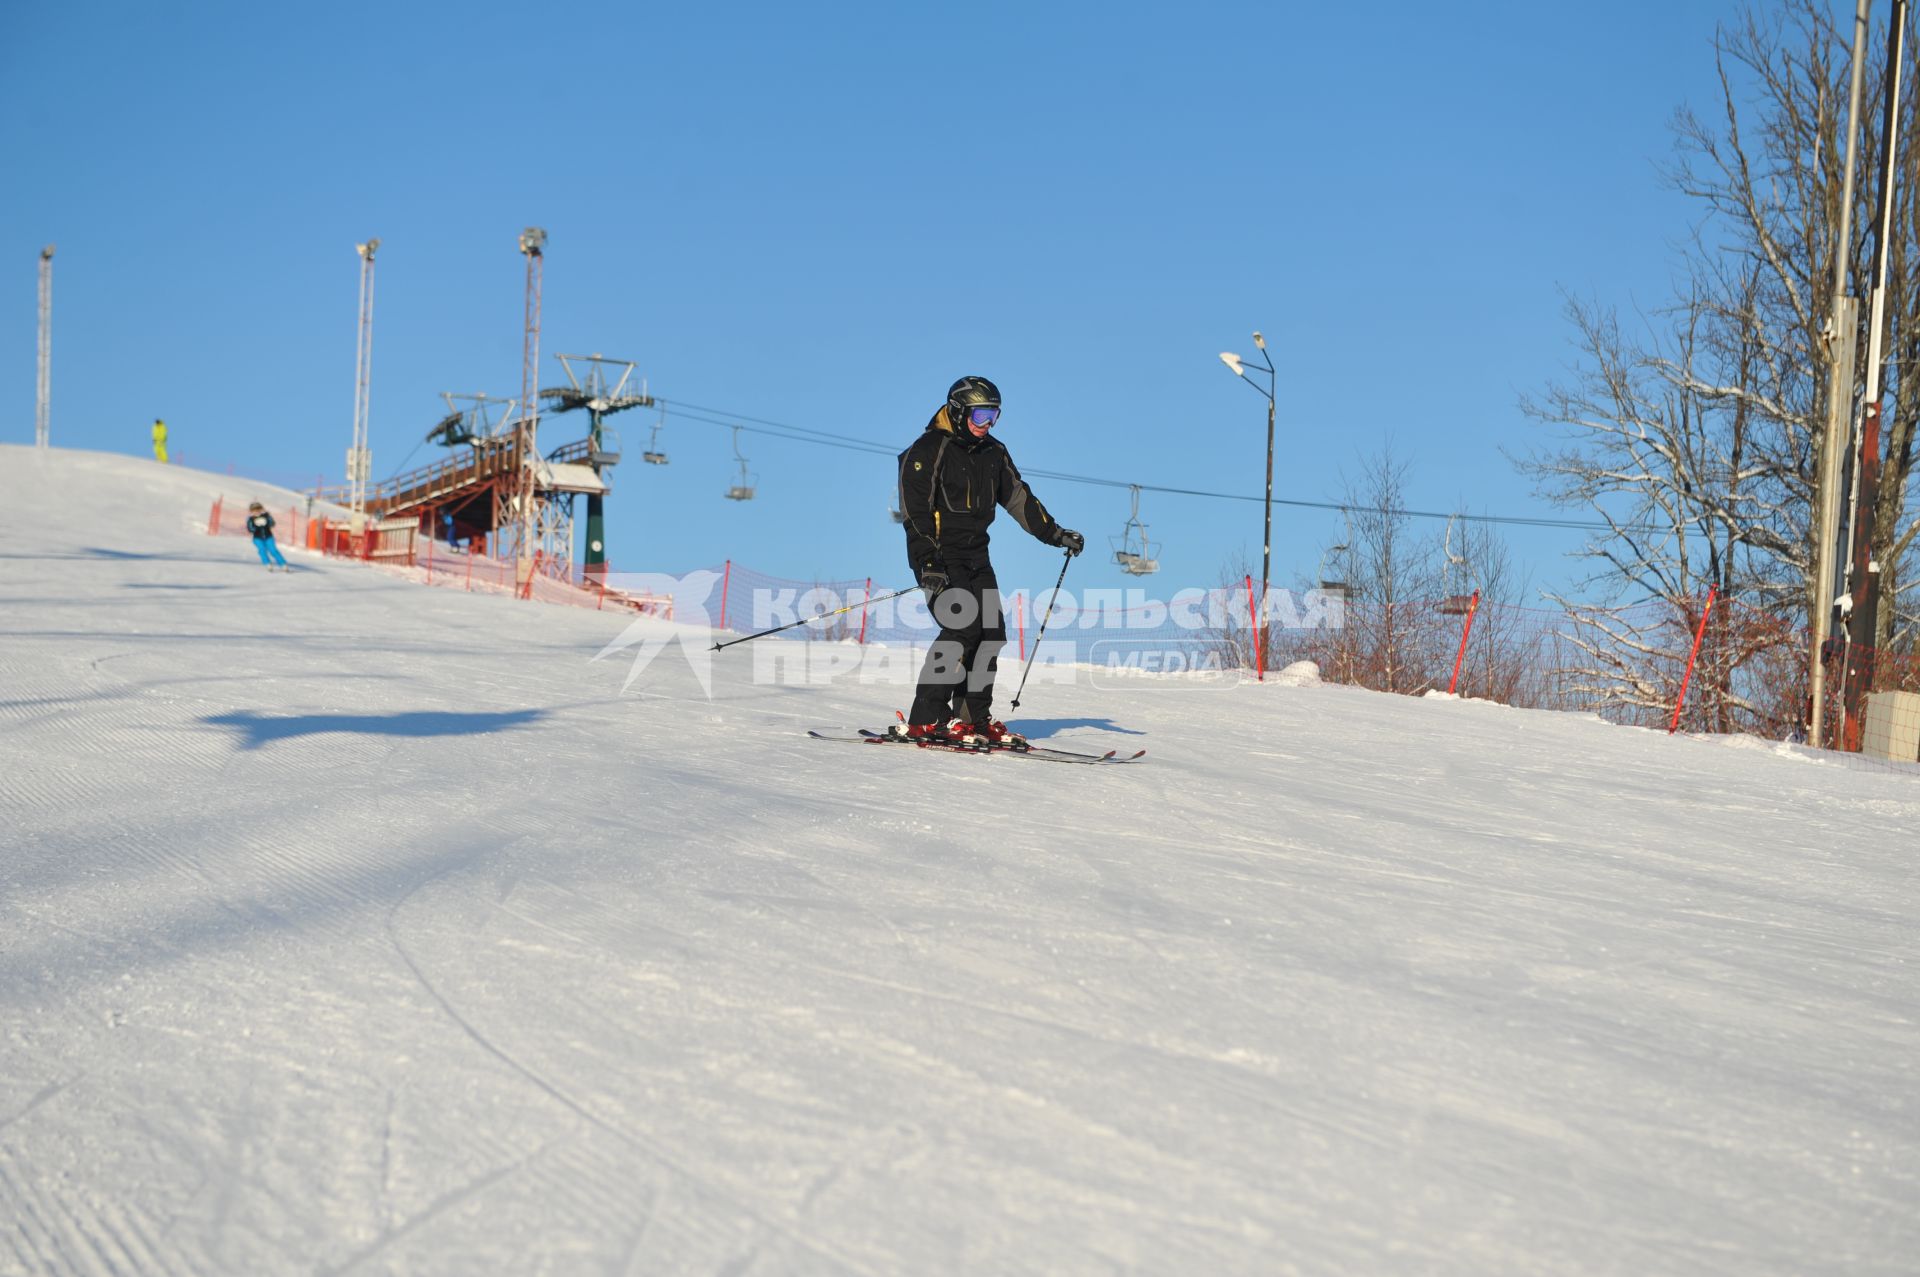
[2,444,1915,1276]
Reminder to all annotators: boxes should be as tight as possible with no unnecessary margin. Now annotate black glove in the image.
[1056,528,1085,557]
[919,564,949,595]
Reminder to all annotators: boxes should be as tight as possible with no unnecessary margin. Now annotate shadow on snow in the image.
[203,707,548,750]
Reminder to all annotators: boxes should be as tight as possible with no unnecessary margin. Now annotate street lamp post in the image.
[1220,333,1277,672]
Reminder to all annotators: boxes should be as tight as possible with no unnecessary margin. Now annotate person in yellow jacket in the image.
[151,418,169,464]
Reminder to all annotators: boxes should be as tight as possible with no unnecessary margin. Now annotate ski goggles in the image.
[966,406,1001,428]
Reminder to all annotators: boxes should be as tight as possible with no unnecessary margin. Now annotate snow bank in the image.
[1270,658,1321,686]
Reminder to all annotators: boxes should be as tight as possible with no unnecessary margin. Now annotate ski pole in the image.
[711,585,921,652]
[1009,549,1073,710]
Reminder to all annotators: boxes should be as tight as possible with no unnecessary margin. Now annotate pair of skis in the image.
[807,727,1145,765]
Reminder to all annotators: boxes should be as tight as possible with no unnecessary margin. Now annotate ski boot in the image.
[886,717,980,747]
[975,720,1029,750]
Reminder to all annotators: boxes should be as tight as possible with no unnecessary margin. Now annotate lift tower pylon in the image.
[541,353,651,580]
[35,245,53,449]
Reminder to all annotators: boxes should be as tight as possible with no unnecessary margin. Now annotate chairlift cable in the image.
[651,396,1669,535]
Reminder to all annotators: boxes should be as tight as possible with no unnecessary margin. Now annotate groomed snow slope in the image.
[1,444,1915,1276]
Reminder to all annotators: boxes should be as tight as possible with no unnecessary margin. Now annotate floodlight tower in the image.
[513,227,546,591]
[349,238,380,528]
[1219,330,1278,672]
[35,245,53,449]
[542,352,651,578]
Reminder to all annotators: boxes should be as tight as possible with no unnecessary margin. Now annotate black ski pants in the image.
[908,559,1006,727]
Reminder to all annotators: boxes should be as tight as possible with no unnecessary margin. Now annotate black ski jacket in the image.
[898,405,1065,576]
[247,512,276,541]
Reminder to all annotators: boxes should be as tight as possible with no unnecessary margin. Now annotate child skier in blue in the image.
[246,502,289,571]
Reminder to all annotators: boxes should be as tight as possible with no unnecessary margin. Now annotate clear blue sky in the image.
[4,0,1737,597]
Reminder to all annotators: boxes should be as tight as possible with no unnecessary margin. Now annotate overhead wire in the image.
[649,395,1664,536]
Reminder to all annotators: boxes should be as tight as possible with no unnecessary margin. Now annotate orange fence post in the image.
[1017,591,1026,662]
[1448,590,1481,696]
[207,497,222,535]
[1669,585,1718,735]
[1245,574,1264,682]
[857,577,872,645]
[719,559,732,630]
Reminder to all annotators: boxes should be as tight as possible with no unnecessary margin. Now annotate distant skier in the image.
[151,418,169,464]
[891,376,1083,748]
[246,502,289,571]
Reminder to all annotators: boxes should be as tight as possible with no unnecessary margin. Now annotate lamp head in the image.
[519,227,547,255]
[1219,352,1246,377]
[1252,331,1265,350]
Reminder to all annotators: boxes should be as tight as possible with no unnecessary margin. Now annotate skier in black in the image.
[890,376,1083,747]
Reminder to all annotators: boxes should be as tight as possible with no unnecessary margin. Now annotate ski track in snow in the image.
[1,445,1917,1275]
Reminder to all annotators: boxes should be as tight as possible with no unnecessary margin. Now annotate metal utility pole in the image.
[35,245,53,449]
[1841,0,1909,749]
[349,238,380,532]
[1257,332,1275,642]
[514,227,547,594]
[1810,0,1872,749]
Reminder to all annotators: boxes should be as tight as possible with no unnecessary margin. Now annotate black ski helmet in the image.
[946,375,1000,428]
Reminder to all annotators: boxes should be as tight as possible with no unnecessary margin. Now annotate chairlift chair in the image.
[589,425,622,468]
[642,407,669,465]
[1109,485,1161,576]
[1315,511,1351,600]
[724,426,756,501]
[1437,513,1475,614]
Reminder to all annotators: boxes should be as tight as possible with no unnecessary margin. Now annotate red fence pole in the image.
[207,497,222,535]
[1448,589,1481,696]
[1017,591,1026,662]
[1246,574,1264,682]
[857,577,871,645]
[1669,585,1718,735]
[719,559,732,630]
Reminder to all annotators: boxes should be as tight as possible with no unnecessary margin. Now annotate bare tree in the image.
[1521,0,1920,691]
[1443,517,1553,707]
[1516,281,1783,723]
[1280,446,1452,695]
